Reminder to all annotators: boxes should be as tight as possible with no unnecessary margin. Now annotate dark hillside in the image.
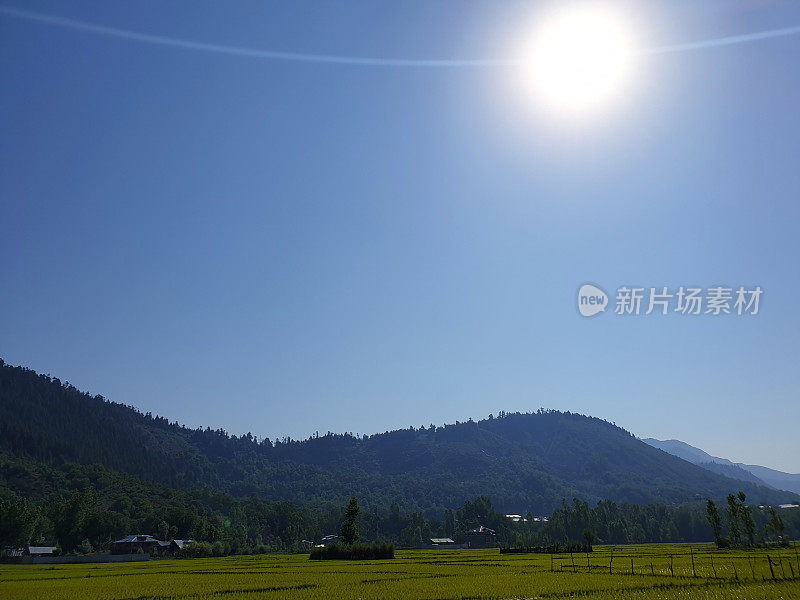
[1,359,796,514]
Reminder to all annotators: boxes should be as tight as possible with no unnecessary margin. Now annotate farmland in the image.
[1,544,799,600]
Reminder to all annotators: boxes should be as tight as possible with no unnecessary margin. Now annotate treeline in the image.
[0,462,526,554]
[706,493,788,548]
[2,455,799,555]
[0,457,320,554]
[528,496,799,547]
[533,498,711,545]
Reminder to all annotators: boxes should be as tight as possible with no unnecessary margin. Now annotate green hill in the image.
[1,358,795,514]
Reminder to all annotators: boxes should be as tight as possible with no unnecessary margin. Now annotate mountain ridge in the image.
[642,438,800,495]
[1,359,797,514]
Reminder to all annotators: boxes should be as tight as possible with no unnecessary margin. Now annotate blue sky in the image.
[1,1,799,472]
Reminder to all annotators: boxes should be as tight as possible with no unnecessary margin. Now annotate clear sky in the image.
[2,1,799,472]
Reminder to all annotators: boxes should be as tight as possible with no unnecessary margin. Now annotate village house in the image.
[1,546,59,560]
[172,539,193,551]
[315,534,338,547]
[27,546,58,557]
[111,535,163,554]
[112,535,173,555]
[111,535,193,555]
[429,538,456,547]
[466,526,496,548]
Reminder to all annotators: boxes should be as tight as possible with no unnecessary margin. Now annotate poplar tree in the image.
[726,494,741,546]
[706,499,722,545]
[340,497,360,545]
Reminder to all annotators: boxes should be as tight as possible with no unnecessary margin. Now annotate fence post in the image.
[690,546,696,577]
[733,562,738,581]
[669,555,674,577]
[571,552,576,573]
[650,560,654,576]
[609,550,613,575]
[767,554,776,581]
[587,552,590,572]
[550,553,553,572]
[630,558,634,575]
[710,554,716,578]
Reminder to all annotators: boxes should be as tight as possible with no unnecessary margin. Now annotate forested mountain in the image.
[695,462,771,487]
[643,438,800,495]
[743,465,800,496]
[6,454,798,554]
[1,359,796,517]
[641,439,726,465]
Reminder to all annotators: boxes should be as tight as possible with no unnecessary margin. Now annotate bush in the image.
[211,541,227,557]
[500,541,592,554]
[309,542,395,560]
[180,541,213,558]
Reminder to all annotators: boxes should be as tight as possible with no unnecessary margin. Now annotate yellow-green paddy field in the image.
[2,544,799,600]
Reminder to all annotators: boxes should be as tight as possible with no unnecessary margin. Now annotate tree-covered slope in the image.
[1,359,796,514]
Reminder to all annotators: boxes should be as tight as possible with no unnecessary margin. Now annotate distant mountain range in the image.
[642,438,800,496]
[1,358,797,515]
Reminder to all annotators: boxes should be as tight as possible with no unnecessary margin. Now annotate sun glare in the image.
[527,6,636,114]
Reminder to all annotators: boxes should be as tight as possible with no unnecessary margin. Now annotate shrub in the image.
[309,542,395,560]
[500,541,592,554]
[211,541,227,557]
[180,541,213,558]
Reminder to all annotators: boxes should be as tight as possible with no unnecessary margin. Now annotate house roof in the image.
[172,539,193,549]
[113,534,161,544]
[430,538,455,544]
[467,526,496,535]
[28,546,57,554]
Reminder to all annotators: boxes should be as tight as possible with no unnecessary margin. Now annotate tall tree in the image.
[706,499,722,545]
[737,492,755,546]
[582,528,596,547]
[340,497,360,545]
[157,521,170,542]
[0,496,46,548]
[765,506,785,542]
[726,494,741,547]
[443,509,455,538]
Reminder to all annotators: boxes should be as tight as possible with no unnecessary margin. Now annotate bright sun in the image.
[528,6,635,113]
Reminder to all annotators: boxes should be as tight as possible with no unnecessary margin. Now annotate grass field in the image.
[1,544,799,599]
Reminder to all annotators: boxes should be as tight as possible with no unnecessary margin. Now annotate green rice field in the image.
[1,544,799,599]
